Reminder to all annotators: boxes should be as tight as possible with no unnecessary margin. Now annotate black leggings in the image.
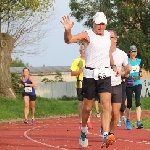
[126,84,142,109]
[120,82,127,112]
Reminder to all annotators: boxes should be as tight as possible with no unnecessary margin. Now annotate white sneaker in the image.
[96,113,100,118]
[79,131,88,147]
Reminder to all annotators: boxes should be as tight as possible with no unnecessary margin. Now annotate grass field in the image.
[0,95,150,128]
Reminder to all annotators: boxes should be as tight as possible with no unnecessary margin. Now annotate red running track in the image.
[0,111,150,150]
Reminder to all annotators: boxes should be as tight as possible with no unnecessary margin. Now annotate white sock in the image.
[103,132,108,138]
[81,126,88,133]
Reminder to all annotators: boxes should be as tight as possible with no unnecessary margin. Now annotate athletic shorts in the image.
[77,88,83,101]
[22,92,36,101]
[82,77,111,100]
[77,88,100,102]
[111,84,122,103]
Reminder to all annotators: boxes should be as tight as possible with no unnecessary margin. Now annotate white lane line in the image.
[24,124,69,150]
[88,131,150,145]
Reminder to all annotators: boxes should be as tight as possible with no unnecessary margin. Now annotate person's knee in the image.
[83,105,92,112]
[111,110,119,120]
[101,103,109,111]
[24,104,29,109]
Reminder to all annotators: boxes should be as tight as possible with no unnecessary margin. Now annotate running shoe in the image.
[122,116,127,124]
[79,131,88,147]
[31,118,35,125]
[117,121,121,127]
[101,134,115,148]
[87,122,93,130]
[126,120,132,130]
[24,119,28,124]
[96,113,101,118]
[136,122,143,129]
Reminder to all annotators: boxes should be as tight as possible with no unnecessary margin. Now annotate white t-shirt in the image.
[111,48,128,86]
[84,29,111,78]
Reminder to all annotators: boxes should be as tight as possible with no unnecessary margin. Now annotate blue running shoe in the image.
[122,116,127,125]
[136,122,143,129]
[79,131,88,147]
[117,121,121,127]
[126,121,132,130]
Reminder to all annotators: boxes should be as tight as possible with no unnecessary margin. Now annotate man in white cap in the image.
[61,12,119,148]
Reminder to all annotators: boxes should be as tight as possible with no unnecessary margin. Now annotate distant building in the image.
[10,66,76,84]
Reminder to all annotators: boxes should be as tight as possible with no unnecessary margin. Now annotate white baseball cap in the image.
[93,12,107,24]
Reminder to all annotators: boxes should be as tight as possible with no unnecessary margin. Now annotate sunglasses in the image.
[130,51,137,53]
[111,37,116,38]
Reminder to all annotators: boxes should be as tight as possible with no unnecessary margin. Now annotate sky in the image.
[18,0,88,67]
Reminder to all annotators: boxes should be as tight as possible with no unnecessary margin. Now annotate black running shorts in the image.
[22,92,36,101]
[111,84,122,103]
[82,77,111,100]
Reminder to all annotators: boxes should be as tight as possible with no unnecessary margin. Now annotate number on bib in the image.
[25,87,32,92]
[94,68,110,80]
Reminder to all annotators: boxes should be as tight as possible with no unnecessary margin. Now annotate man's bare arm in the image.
[109,50,115,66]
[64,31,88,44]
[71,69,83,76]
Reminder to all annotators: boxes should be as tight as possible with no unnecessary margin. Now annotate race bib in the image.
[93,68,110,80]
[25,87,32,92]
[130,65,140,73]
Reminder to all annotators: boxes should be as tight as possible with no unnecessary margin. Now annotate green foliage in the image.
[41,71,65,83]
[41,77,55,83]
[132,116,150,129]
[1,0,55,22]
[10,57,28,94]
[54,71,64,82]
[69,0,150,70]
[11,73,23,94]
[57,95,77,101]
[10,57,29,67]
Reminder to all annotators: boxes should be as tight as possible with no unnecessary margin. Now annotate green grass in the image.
[0,95,78,121]
[0,95,150,129]
[131,117,150,129]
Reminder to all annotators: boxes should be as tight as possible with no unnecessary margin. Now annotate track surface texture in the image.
[0,111,150,150]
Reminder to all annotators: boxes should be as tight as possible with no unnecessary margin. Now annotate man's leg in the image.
[78,101,83,125]
[77,88,83,128]
[110,103,121,133]
[79,98,94,147]
[82,98,94,128]
[109,84,122,144]
[79,78,95,147]
[87,110,93,129]
[100,92,111,133]
[95,100,100,117]
[110,84,122,141]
